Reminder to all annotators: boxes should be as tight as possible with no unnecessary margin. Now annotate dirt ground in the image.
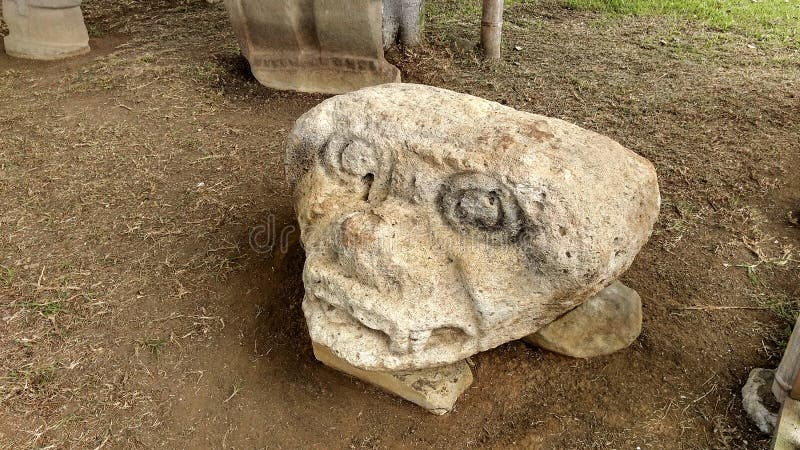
[1,0,798,448]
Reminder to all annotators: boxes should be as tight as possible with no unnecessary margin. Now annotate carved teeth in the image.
[389,332,410,354]
[409,330,432,353]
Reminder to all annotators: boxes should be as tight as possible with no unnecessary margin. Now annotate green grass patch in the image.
[4,364,60,390]
[757,294,800,326]
[426,0,537,24]
[754,293,800,348]
[21,300,62,317]
[564,0,800,46]
[0,266,13,287]
[139,337,169,356]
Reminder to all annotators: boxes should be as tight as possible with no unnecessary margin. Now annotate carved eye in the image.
[454,189,502,229]
[321,138,379,178]
[340,141,379,177]
[439,172,524,243]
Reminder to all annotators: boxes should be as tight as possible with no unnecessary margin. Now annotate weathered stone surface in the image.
[523,281,642,358]
[383,0,426,48]
[223,0,400,94]
[741,368,778,435]
[2,0,90,60]
[313,342,472,414]
[287,83,660,371]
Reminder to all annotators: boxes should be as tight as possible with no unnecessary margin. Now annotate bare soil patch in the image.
[1,0,798,448]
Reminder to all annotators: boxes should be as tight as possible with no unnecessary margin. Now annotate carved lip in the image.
[304,261,476,357]
[304,265,404,348]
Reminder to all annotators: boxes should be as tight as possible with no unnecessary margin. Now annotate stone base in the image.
[2,0,91,60]
[523,281,642,358]
[248,55,401,95]
[4,36,90,60]
[312,342,472,414]
[224,0,400,95]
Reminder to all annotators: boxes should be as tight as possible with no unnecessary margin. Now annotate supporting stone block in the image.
[223,0,400,94]
[2,0,91,60]
[312,342,472,415]
[524,281,643,358]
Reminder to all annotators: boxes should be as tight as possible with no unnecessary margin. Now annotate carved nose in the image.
[339,213,381,253]
[335,212,399,292]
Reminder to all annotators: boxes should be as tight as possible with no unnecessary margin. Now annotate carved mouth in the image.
[304,267,422,355]
[302,261,473,359]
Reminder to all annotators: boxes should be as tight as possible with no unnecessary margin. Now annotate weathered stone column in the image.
[2,0,90,60]
[382,0,425,48]
[223,0,400,94]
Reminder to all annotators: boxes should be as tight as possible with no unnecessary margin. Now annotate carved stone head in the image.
[286,84,660,371]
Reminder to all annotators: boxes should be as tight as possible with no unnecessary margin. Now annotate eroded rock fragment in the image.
[741,368,778,435]
[287,83,660,371]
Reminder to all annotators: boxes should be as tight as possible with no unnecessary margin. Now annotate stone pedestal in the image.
[2,0,90,60]
[312,342,472,414]
[223,0,401,94]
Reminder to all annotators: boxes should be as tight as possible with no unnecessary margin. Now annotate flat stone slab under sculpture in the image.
[286,83,660,410]
[223,0,400,94]
[313,342,472,414]
[2,0,90,60]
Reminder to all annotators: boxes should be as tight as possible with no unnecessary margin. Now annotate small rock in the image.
[742,368,778,434]
[523,281,642,358]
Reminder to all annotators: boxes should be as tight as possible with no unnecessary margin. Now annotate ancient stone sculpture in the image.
[2,0,90,60]
[287,83,660,411]
[223,0,400,94]
[382,0,426,48]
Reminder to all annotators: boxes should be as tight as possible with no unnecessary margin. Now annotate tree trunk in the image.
[383,0,426,48]
[481,0,503,60]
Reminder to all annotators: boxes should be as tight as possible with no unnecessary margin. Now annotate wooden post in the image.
[774,315,800,403]
[481,0,504,60]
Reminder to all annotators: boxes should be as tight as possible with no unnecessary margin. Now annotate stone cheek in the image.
[287,84,660,371]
